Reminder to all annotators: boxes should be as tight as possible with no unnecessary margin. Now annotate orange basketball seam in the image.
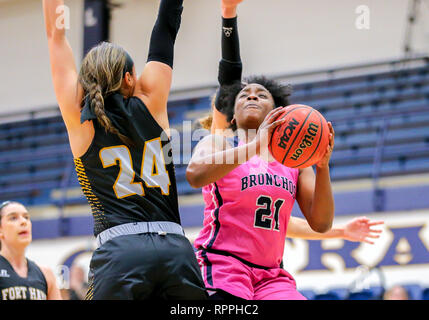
[270,106,308,162]
[281,109,314,165]
[293,110,326,168]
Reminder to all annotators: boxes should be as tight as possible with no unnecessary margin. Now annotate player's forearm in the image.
[186,141,258,188]
[221,15,241,62]
[43,0,66,39]
[216,14,243,112]
[147,0,184,68]
[287,217,344,240]
[308,166,335,233]
[217,16,242,90]
[187,161,240,189]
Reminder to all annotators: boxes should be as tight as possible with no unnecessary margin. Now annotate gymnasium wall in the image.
[27,209,429,293]
[0,0,84,114]
[111,0,428,90]
[1,0,429,114]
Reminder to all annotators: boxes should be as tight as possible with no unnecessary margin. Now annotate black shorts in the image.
[85,233,208,300]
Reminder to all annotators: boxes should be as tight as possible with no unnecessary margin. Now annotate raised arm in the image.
[43,0,82,130]
[134,0,184,131]
[218,0,244,88]
[212,0,245,133]
[286,216,384,244]
[43,0,93,158]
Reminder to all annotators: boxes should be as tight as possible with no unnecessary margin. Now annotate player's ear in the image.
[124,71,133,87]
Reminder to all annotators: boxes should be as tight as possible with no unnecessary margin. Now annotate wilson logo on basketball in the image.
[290,123,319,161]
[270,104,329,168]
[278,118,300,149]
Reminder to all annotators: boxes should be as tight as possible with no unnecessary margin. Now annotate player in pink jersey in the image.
[187,0,383,300]
[188,80,335,300]
[200,0,383,249]
[187,0,334,300]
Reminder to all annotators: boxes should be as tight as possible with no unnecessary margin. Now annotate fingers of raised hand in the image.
[267,107,285,122]
[369,228,383,234]
[327,122,335,148]
[268,118,286,132]
[328,121,335,136]
[368,220,385,226]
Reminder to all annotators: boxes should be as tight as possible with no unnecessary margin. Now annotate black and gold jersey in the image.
[76,93,180,236]
[0,255,47,300]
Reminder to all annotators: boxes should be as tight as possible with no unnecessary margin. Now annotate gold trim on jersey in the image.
[85,282,94,300]
[74,158,108,233]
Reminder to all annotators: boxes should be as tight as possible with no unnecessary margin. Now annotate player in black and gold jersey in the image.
[0,201,61,300]
[43,0,207,299]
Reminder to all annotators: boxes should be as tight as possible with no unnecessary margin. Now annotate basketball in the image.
[270,104,330,168]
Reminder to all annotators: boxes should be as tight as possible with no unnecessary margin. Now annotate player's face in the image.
[0,203,32,249]
[233,83,275,129]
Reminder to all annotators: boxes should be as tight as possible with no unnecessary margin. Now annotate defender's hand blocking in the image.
[343,217,384,244]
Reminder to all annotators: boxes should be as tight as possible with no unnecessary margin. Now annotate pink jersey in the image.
[194,139,299,268]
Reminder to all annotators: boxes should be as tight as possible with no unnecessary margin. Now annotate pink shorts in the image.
[196,250,306,300]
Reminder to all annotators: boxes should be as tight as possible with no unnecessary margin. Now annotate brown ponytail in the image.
[79,42,133,146]
[198,113,213,130]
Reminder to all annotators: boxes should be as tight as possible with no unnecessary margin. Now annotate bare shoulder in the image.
[38,264,55,282]
[38,264,63,300]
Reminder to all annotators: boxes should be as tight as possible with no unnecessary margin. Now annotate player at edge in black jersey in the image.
[43,0,207,300]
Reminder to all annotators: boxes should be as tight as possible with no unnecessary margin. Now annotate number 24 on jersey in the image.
[99,138,171,199]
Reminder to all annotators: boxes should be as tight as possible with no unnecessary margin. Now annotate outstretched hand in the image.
[343,217,384,244]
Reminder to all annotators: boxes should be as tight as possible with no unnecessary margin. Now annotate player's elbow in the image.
[185,166,204,189]
[45,26,65,42]
[304,202,335,233]
[309,216,333,233]
[311,221,332,234]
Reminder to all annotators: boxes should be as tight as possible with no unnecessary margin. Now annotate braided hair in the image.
[78,42,134,146]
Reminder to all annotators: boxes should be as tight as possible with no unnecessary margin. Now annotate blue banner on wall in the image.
[83,0,109,56]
